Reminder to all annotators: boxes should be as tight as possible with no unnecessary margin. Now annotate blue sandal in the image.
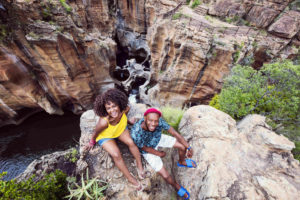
[177,186,190,199]
[177,159,197,168]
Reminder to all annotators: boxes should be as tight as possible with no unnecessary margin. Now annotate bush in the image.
[0,170,68,200]
[292,141,300,161]
[161,106,186,131]
[191,0,201,9]
[59,0,72,13]
[172,12,182,20]
[210,60,300,141]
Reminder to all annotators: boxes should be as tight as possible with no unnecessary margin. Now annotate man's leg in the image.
[173,141,196,167]
[157,167,188,198]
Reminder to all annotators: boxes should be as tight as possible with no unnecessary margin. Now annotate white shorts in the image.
[142,134,176,172]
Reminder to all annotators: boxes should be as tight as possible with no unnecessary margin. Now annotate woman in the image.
[87,88,145,190]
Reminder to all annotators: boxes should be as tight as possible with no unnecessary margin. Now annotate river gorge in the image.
[0,0,299,199]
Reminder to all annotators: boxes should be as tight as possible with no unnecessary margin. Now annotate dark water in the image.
[0,111,81,180]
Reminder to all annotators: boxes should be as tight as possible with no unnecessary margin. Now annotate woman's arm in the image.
[86,117,108,151]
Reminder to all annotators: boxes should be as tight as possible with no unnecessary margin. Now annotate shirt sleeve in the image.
[159,118,171,131]
[130,124,144,148]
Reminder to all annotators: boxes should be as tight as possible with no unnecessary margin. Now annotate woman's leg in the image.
[102,139,139,186]
[118,129,144,176]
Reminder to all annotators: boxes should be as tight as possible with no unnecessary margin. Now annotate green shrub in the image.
[292,141,300,161]
[191,0,201,9]
[172,12,182,20]
[59,0,72,13]
[0,170,68,200]
[65,148,79,163]
[210,60,300,142]
[161,106,186,131]
[209,94,220,109]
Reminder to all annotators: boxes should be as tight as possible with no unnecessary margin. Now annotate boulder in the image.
[176,105,299,199]
[268,10,300,39]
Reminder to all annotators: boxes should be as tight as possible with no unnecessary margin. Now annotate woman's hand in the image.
[85,139,96,152]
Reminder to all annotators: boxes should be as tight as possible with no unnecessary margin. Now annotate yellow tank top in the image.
[95,113,127,142]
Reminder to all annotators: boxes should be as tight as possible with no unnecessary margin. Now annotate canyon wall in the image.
[0,0,299,125]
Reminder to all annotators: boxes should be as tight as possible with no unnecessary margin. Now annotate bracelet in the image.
[89,139,96,146]
[187,146,192,150]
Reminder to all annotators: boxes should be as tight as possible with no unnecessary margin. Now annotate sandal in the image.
[177,186,190,199]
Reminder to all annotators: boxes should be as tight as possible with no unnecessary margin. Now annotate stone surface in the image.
[176,105,299,200]
[16,148,78,181]
[268,10,300,39]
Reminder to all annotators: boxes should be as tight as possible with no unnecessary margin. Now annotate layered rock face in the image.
[0,0,299,124]
[0,0,117,125]
[75,104,300,199]
[144,0,300,106]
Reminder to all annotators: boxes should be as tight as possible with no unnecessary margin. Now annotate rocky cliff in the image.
[74,104,299,199]
[0,0,299,125]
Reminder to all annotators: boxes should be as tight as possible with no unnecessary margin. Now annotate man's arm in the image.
[167,127,193,157]
[141,146,166,158]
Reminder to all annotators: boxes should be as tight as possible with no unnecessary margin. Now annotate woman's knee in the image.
[110,151,122,160]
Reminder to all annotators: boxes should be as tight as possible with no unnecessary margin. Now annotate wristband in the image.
[89,139,96,146]
[187,146,192,150]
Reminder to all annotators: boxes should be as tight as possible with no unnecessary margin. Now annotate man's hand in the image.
[186,147,193,158]
[158,151,166,158]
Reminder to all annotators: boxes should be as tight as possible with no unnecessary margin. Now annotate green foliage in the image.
[59,0,72,13]
[210,61,300,141]
[161,106,186,131]
[209,94,220,109]
[66,169,108,200]
[0,170,68,200]
[225,16,240,24]
[191,0,201,9]
[172,12,182,20]
[0,25,7,41]
[65,148,79,163]
[292,141,300,161]
[186,0,191,4]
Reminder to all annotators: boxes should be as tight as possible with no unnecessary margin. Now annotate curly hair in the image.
[93,88,128,117]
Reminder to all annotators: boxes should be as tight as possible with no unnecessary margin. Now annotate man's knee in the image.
[175,140,185,151]
[157,167,170,179]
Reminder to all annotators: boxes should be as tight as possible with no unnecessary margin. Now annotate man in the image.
[130,108,197,199]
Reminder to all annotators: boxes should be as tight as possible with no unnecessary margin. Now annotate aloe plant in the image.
[65,169,108,200]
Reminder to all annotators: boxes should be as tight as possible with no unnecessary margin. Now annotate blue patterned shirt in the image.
[130,118,170,154]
